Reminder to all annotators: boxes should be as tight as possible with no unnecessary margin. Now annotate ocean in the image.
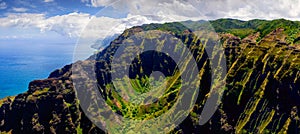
[0,40,75,99]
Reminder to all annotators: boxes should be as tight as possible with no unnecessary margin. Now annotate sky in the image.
[0,0,300,46]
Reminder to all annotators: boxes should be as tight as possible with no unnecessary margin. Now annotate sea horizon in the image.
[0,40,75,99]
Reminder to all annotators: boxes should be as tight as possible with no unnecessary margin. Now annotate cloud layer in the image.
[1,0,300,40]
[82,0,300,20]
[0,12,92,38]
[12,7,28,12]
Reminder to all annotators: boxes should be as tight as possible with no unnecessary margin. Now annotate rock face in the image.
[0,19,299,133]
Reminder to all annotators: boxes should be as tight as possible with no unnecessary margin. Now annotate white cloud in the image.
[0,1,7,9]
[81,0,118,7]
[0,12,92,38]
[185,0,300,20]
[0,35,32,39]
[81,0,300,20]
[0,11,183,40]
[44,0,54,2]
[12,7,29,12]
[80,14,175,39]
[0,13,45,28]
[42,12,92,37]
[75,0,210,40]
[91,0,117,7]
[1,0,300,42]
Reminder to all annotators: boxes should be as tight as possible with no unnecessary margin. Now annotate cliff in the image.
[0,19,299,133]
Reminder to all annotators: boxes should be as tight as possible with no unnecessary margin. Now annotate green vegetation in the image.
[141,22,188,35]
[227,28,256,39]
[184,18,300,43]
[0,96,15,107]
[32,88,49,96]
[76,124,83,134]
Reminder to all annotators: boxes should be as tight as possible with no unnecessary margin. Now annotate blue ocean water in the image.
[0,40,75,99]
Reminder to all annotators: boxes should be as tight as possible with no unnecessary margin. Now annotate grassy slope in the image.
[183,18,300,44]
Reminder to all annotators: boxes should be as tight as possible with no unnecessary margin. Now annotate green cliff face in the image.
[0,19,299,133]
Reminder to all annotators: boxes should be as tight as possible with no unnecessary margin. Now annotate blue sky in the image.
[0,0,105,42]
[0,0,103,17]
[0,0,299,43]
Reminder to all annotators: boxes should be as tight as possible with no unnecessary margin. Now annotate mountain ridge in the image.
[0,18,299,133]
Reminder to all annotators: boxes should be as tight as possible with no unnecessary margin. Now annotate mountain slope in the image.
[0,19,299,133]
